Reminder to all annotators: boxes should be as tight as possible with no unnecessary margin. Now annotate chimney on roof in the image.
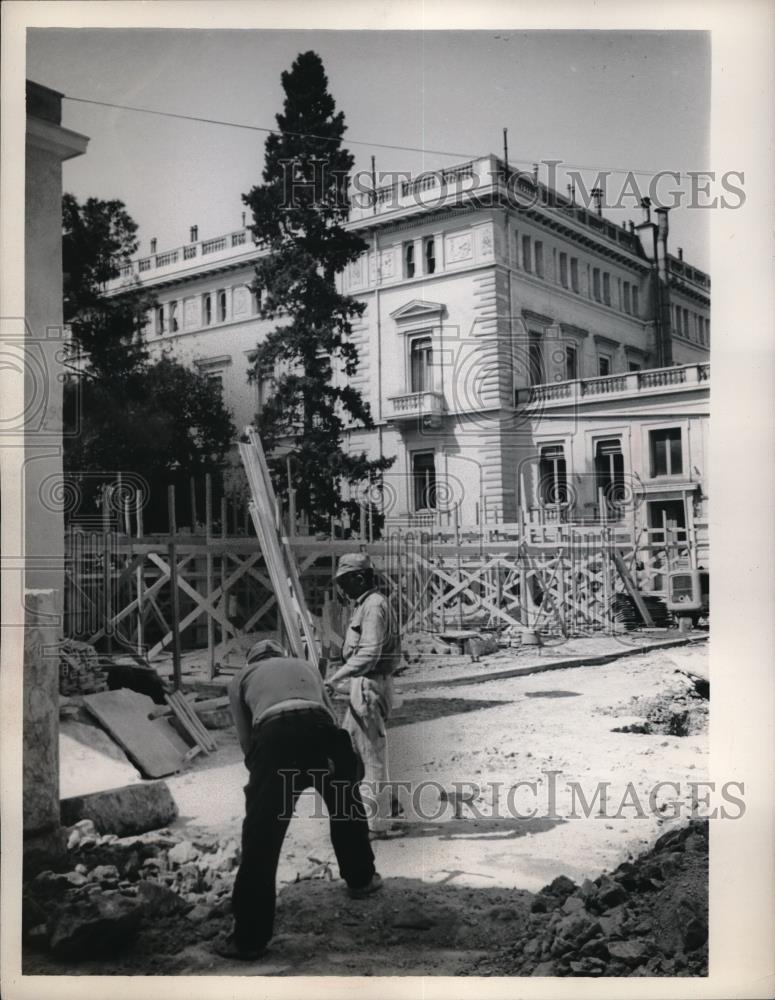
[591,187,603,216]
[628,221,635,234]
[567,181,576,205]
[640,196,652,224]
[677,247,683,261]
[190,225,198,243]
[242,211,246,228]
[532,163,539,183]
[150,238,157,254]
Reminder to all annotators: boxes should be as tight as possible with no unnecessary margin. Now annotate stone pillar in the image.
[23,589,66,873]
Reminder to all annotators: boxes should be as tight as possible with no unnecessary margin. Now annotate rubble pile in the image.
[23,821,239,962]
[472,820,708,977]
[606,671,709,737]
[59,640,108,697]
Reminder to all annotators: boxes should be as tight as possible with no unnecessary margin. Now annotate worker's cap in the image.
[335,552,374,580]
[246,639,286,664]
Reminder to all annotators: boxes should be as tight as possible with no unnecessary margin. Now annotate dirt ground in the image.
[25,637,709,976]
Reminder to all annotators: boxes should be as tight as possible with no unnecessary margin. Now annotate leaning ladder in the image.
[238,427,320,669]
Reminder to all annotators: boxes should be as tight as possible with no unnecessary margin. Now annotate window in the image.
[217,289,227,323]
[424,237,436,275]
[155,305,165,335]
[206,372,223,393]
[150,238,158,254]
[683,308,689,337]
[595,439,625,516]
[539,444,568,506]
[412,452,437,510]
[598,355,611,377]
[534,241,544,278]
[169,300,179,333]
[603,273,611,306]
[593,268,601,302]
[631,286,639,317]
[403,242,415,279]
[410,336,433,392]
[514,230,520,267]
[650,427,683,477]
[522,235,532,273]
[565,344,578,381]
[559,252,568,288]
[623,282,631,314]
[570,257,579,293]
[529,334,544,386]
[202,293,212,326]
[628,362,641,372]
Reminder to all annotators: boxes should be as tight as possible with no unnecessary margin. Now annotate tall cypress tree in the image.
[243,50,393,532]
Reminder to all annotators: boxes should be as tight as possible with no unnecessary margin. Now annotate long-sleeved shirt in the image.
[331,589,400,683]
[229,655,337,756]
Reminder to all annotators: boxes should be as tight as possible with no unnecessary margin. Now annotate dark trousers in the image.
[231,709,376,950]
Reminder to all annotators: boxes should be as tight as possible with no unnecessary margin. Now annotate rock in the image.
[554,912,600,948]
[530,896,549,913]
[578,936,609,959]
[561,895,585,914]
[186,903,210,923]
[595,876,629,910]
[530,960,558,976]
[607,938,652,966]
[542,875,577,900]
[48,891,142,960]
[598,906,627,938]
[66,871,88,887]
[683,917,708,951]
[27,871,71,901]
[168,840,198,866]
[60,781,178,837]
[136,879,190,916]
[88,865,120,886]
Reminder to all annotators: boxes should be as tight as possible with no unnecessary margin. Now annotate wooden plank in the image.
[165,693,210,754]
[171,691,216,751]
[83,689,184,778]
[612,551,655,627]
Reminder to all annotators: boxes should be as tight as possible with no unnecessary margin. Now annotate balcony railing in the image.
[386,390,446,423]
[517,362,709,408]
[106,228,255,288]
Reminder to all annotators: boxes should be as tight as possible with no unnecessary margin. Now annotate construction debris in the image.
[470,820,708,977]
[59,640,109,696]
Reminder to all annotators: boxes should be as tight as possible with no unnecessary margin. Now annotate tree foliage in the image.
[243,50,393,531]
[62,194,235,517]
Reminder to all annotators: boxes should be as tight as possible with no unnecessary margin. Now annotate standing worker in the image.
[216,639,382,961]
[325,553,403,838]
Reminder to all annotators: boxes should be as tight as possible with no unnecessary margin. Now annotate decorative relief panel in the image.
[477,225,494,260]
[380,250,395,279]
[445,232,473,264]
[232,286,250,317]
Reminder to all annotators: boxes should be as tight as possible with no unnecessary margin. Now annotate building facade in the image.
[105,154,709,547]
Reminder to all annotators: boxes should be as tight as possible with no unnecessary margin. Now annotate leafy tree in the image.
[61,194,235,521]
[243,50,393,532]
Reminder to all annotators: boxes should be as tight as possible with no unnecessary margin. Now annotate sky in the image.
[27,29,710,269]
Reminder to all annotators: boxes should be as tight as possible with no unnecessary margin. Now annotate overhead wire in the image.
[63,95,696,181]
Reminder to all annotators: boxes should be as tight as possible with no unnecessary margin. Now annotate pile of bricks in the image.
[59,639,109,697]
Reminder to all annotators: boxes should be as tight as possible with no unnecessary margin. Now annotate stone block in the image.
[60,780,177,836]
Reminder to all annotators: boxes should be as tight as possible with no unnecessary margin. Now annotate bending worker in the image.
[325,553,402,838]
[217,639,382,962]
